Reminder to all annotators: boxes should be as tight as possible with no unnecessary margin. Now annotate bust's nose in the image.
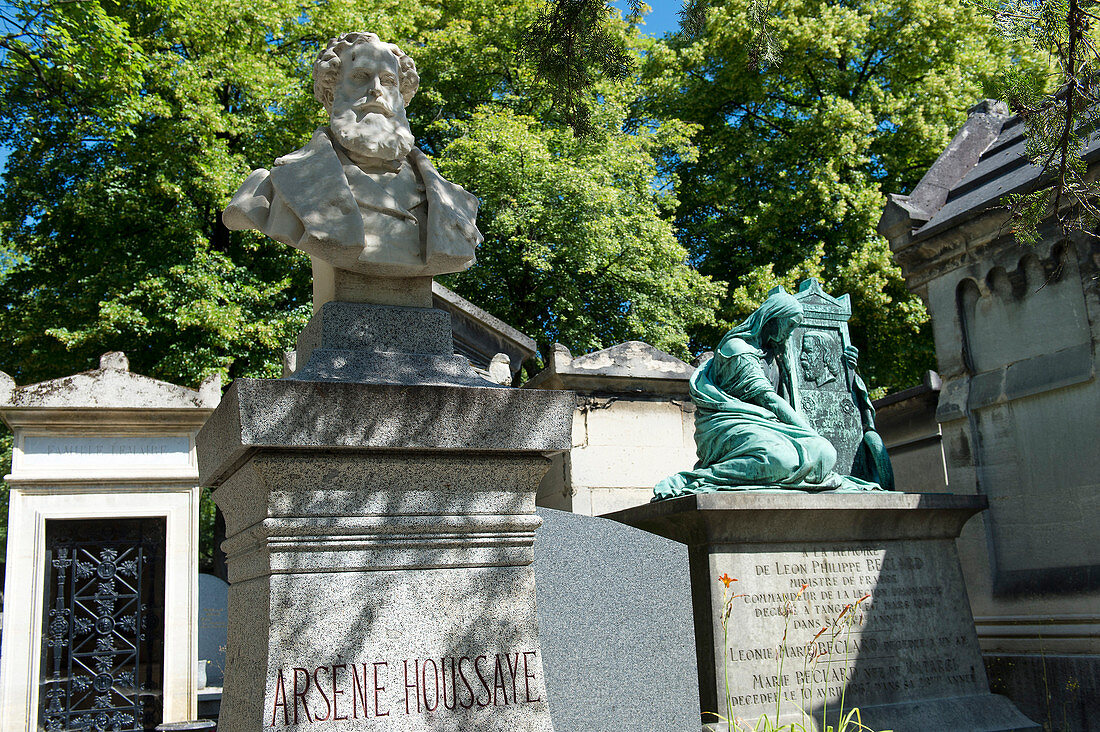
[369,77,384,97]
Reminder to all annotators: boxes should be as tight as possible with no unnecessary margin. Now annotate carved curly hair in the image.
[312,32,420,112]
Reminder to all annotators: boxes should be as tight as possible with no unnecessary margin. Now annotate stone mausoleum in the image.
[527,340,698,515]
[880,98,1100,730]
[0,353,219,730]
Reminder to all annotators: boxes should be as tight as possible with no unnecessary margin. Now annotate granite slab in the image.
[533,508,701,731]
[197,379,573,486]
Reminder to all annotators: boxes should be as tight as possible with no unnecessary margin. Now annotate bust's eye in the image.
[380,73,397,86]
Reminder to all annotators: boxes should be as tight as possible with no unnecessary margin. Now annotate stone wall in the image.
[872,371,947,495]
[879,100,1100,730]
[535,395,697,515]
[525,342,697,515]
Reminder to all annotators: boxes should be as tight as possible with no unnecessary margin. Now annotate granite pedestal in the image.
[607,493,1038,732]
[197,303,572,731]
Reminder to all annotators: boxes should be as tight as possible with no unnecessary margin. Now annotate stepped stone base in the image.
[607,492,1039,732]
[197,303,573,731]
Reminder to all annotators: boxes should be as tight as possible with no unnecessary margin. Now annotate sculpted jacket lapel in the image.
[266,132,482,270]
[409,147,483,266]
[268,129,363,251]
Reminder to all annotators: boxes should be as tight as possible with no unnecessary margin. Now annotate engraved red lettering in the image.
[523,651,541,702]
[332,663,347,720]
[423,658,440,712]
[505,653,521,703]
[351,664,369,719]
[404,659,421,714]
[442,657,457,710]
[474,655,491,707]
[458,657,475,709]
[374,661,389,717]
[271,668,289,726]
[493,655,509,705]
[292,667,313,724]
[313,666,331,721]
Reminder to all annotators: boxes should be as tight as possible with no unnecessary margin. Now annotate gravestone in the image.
[532,507,700,731]
[608,492,1037,731]
[199,31,572,732]
[198,308,571,732]
[786,280,863,476]
[786,279,892,489]
[634,285,1033,729]
[198,573,229,688]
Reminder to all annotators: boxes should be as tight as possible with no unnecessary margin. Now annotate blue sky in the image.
[615,0,683,37]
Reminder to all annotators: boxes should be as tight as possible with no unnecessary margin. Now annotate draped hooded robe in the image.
[654,292,879,499]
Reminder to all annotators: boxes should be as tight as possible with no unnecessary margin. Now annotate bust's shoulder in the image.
[274,128,336,167]
[406,147,447,186]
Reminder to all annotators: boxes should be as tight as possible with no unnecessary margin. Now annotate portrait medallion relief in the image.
[792,328,862,474]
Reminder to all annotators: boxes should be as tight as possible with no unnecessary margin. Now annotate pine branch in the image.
[522,0,637,135]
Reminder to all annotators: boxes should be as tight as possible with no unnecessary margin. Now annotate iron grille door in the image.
[40,518,166,731]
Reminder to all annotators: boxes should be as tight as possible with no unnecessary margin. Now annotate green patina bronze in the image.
[654,284,890,499]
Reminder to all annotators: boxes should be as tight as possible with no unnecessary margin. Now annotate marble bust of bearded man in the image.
[223,32,482,298]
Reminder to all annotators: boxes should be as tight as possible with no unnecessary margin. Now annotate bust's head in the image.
[313,32,419,162]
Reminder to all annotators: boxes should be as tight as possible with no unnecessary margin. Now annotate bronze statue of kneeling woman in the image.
[654,290,880,499]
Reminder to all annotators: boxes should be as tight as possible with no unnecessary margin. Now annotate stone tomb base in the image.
[607,493,1038,732]
[533,508,701,731]
[198,368,572,730]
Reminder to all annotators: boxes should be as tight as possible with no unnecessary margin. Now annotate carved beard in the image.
[330,107,415,162]
[802,356,822,384]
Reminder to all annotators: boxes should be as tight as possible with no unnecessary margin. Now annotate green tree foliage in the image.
[631,0,1040,389]
[198,487,217,572]
[0,0,714,389]
[974,0,1094,243]
[523,0,642,133]
[436,97,721,361]
[0,0,720,563]
[429,12,721,359]
[0,0,319,387]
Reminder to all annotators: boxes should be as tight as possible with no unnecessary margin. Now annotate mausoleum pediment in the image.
[569,340,693,377]
[0,351,220,413]
[525,340,694,395]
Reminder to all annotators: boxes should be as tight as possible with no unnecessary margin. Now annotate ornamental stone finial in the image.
[99,352,129,371]
[0,371,14,405]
